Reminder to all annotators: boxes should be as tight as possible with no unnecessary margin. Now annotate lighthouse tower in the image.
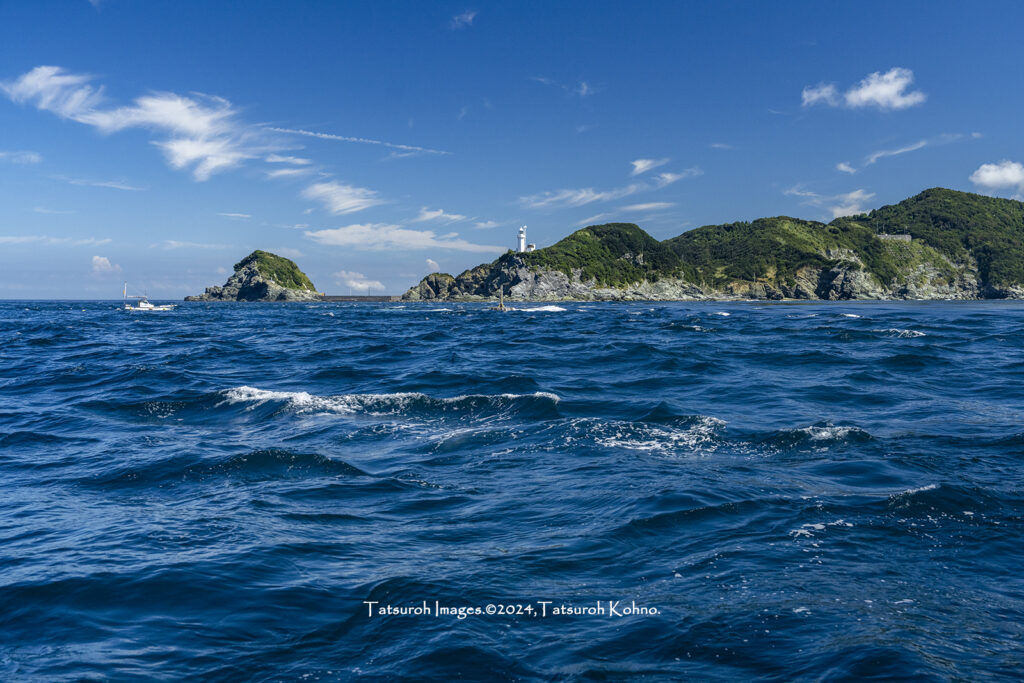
[518,226,527,252]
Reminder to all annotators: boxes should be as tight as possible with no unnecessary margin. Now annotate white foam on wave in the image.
[897,483,938,496]
[874,328,926,338]
[507,305,567,312]
[713,311,731,316]
[593,415,726,453]
[796,425,867,441]
[841,313,862,318]
[222,385,560,415]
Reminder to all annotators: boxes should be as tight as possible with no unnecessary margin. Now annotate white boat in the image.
[123,282,176,311]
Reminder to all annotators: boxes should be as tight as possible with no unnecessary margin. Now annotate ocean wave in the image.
[874,328,926,338]
[560,415,726,453]
[507,305,567,312]
[221,385,560,417]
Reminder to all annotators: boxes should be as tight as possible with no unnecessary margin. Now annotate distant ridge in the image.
[404,188,1024,301]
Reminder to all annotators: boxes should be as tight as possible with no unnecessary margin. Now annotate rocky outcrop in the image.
[186,250,320,302]
[402,247,1007,303]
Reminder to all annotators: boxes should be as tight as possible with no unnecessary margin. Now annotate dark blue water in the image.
[1,301,1022,681]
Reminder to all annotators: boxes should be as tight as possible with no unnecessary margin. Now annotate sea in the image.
[1,300,1022,681]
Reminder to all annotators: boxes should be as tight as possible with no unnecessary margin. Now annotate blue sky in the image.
[2,1,1023,298]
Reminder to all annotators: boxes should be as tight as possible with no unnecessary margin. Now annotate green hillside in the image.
[848,188,1024,287]
[519,222,684,286]
[235,250,317,291]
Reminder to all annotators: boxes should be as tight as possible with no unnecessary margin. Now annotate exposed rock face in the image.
[402,249,1010,303]
[185,250,320,302]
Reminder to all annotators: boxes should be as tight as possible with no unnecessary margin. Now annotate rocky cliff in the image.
[404,189,1024,302]
[185,250,321,302]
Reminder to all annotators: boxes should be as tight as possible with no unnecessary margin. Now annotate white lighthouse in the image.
[518,225,527,253]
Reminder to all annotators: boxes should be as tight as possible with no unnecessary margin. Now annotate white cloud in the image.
[0,235,108,245]
[217,212,251,220]
[845,68,926,110]
[334,270,385,292]
[33,207,75,215]
[305,224,504,253]
[785,185,876,218]
[266,167,312,179]
[521,185,643,209]
[426,258,440,272]
[521,167,700,210]
[268,127,449,157]
[654,169,702,186]
[474,220,498,229]
[450,10,477,29]
[91,255,120,274]
[157,240,232,249]
[840,133,975,174]
[970,160,1024,194]
[413,207,467,223]
[710,143,735,150]
[576,81,595,97]
[630,158,669,176]
[302,181,384,215]
[0,150,42,164]
[622,202,675,211]
[802,83,839,107]
[265,154,312,165]
[60,176,145,191]
[865,139,928,166]
[828,189,876,217]
[574,213,612,227]
[2,66,261,180]
[802,67,926,111]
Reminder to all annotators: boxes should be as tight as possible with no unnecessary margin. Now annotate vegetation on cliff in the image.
[519,223,684,286]
[849,188,1024,287]
[404,187,1024,300]
[234,250,317,292]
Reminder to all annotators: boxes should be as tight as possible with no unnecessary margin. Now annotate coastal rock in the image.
[186,250,320,302]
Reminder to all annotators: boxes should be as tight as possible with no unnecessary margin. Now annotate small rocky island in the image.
[404,188,1024,301]
[185,250,321,301]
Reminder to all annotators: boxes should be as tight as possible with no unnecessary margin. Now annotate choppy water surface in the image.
[1,300,1023,681]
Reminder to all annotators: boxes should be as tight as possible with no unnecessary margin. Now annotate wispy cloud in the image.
[0,150,42,164]
[305,224,504,253]
[802,67,926,111]
[474,220,499,229]
[413,207,467,223]
[91,255,120,274]
[217,212,251,220]
[266,167,313,179]
[57,175,146,191]
[0,234,109,245]
[426,258,440,272]
[838,133,978,173]
[33,207,75,215]
[521,167,700,210]
[156,240,232,249]
[271,247,304,259]
[574,213,612,227]
[710,143,735,150]
[531,76,599,98]
[621,202,675,211]
[265,154,311,165]
[267,126,450,157]
[334,269,385,292]
[970,160,1024,195]
[2,66,261,180]
[450,9,477,30]
[630,158,669,176]
[785,185,876,218]
[302,180,384,215]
